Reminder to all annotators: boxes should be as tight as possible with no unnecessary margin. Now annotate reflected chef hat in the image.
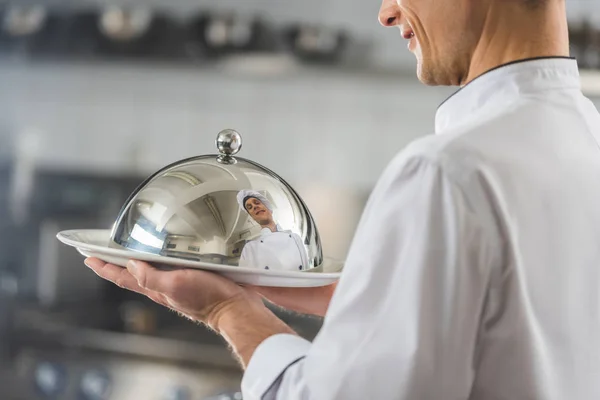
[237,190,273,213]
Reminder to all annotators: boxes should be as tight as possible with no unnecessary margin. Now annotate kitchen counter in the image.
[3,298,323,399]
[10,299,322,367]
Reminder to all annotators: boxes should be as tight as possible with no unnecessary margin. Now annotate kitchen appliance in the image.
[186,12,243,58]
[9,168,144,305]
[283,24,349,64]
[61,10,103,59]
[5,294,324,400]
[185,12,277,58]
[0,162,16,364]
[5,284,323,400]
[9,345,244,400]
[0,5,48,57]
[57,129,343,287]
[97,7,187,60]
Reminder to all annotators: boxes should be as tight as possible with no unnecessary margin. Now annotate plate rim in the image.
[57,229,343,280]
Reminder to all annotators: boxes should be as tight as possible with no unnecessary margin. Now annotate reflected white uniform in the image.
[239,228,309,271]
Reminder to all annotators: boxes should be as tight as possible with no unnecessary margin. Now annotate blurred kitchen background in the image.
[0,0,599,399]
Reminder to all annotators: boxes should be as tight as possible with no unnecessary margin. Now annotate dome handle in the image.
[216,129,242,164]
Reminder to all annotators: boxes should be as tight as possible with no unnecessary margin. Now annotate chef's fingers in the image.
[84,258,174,311]
[85,257,160,297]
[85,257,136,287]
[125,259,183,295]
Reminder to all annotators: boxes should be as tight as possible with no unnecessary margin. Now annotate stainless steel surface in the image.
[11,347,243,400]
[215,129,242,164]
[5,300,323,399]
[5,301,244,399]
[9,170,143,304]
[36,218,107,306]
[110,129,325,272]
[0,289,13,361]
[15,327,239,370]
[99,7,152,41]
[2,6,47,37]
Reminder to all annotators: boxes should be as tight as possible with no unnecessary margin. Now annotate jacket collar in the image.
[435,57,580,133]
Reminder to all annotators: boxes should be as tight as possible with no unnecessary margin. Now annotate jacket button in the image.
[260,240,264,243]
[264,266,269,270]
[298,266,302,270]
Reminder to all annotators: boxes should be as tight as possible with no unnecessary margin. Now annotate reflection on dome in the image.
[109,131,322,271]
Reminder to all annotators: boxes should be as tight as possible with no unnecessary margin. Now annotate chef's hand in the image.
[84,257,297,367]
[84,257,261,328]
[248,282,338,318]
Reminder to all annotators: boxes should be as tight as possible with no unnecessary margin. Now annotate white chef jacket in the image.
[239,228,309,272]
[241,58,600,400]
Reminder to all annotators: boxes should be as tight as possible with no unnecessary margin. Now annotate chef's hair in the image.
[243,196,259,210]
[242,195,274,213]
[237,189,274,213]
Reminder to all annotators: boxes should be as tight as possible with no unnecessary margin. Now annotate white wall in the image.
[0,61,453,191]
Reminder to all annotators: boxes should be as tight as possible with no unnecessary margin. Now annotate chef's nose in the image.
[378,0,402,27]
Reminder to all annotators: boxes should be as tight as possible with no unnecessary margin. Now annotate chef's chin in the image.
[413,49,430,84]
[415,58,447,87]
[415,60,433,85]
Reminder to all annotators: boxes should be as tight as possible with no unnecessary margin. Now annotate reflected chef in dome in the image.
[236,190,309,271]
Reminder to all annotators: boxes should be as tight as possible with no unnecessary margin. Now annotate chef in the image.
[85,0,600,399]
[236,190,309,271]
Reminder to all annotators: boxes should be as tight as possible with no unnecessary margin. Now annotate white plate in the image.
[57,229,342,287]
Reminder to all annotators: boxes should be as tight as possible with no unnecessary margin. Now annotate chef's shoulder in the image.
[386,120,503,188]
[372,120,511,221]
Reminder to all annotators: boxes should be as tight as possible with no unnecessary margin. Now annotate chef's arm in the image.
[240,152,503,399]
[249,283,337,317]
[211,283,337,366]
[211,300,298,367]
